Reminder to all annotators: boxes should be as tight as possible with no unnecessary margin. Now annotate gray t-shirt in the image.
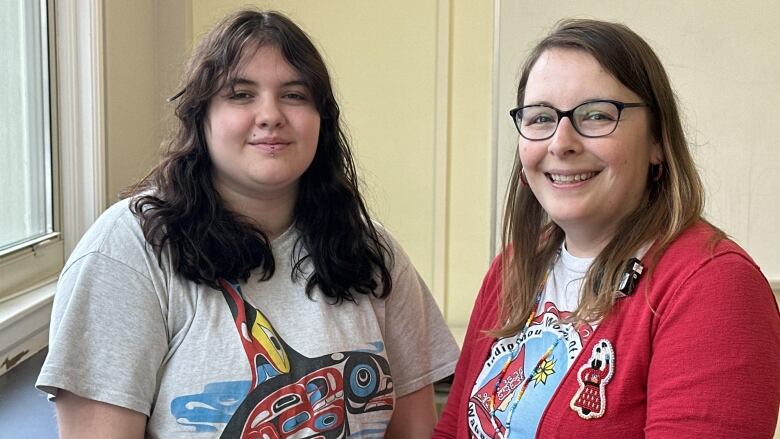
[36,199,459,438]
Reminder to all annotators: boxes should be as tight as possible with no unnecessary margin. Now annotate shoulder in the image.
[369,224,434,306]
[484,252,506,288]
[63,198,158,276]
[466,252,505,320]
[648,221,771,308]
[653,221,758,280]
[370,221,413,277]
[482,252,506,296]
[73,198,143,247]
[662,221,741,255]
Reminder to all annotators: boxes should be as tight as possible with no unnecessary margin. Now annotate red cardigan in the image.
[434,223,780,438]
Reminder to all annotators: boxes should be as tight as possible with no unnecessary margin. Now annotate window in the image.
[0,0,104,374]
[0,0,62,300]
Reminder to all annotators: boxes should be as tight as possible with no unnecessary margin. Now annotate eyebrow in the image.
[225,77,308,88]
[523,98,614,108]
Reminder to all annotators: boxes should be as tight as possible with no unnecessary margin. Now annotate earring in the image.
[520,168,529,186]
[650,163,664,182]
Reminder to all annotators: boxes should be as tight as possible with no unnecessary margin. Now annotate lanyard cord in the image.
[487,271,563,439]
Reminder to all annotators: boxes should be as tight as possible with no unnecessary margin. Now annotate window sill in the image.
[0,278,56,376]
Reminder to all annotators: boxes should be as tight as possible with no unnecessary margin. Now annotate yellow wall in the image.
[102,0,495,328]
[494,0,780,286]
[92,3,780,433]
[104,0,192,202]
[191,0,495,326]
[193,0,442,303]
[104,1,157,201]
[446,1,494,326]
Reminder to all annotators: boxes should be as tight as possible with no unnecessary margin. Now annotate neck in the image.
[560,224,616,258]
[215,183,297,240]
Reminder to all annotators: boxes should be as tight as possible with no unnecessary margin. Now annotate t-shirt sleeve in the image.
[35,251,169,416]
[381,242,460,398]
[645,251,780,438]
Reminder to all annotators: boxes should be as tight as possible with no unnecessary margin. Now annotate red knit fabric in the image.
[434,222,780,438]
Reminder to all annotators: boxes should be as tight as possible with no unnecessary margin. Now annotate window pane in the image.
[0,0,53,252]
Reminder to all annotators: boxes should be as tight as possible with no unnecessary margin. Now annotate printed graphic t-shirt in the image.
[468,246,596,439]
[36,199,459,438]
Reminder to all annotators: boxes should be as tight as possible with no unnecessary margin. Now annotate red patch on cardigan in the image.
[570,339,614,419]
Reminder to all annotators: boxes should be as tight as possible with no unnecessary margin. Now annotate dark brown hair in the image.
[125,9,392,302]
[498,19,717,335]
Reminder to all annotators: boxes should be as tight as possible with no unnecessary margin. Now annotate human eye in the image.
[584,110,614,121]
[532,114,555,124]
[224,89,254,101]
[281,86,311,103]
[578,102,618,122]
[282,91,308,101]
[522,107,556,126]
[581,111,615,123]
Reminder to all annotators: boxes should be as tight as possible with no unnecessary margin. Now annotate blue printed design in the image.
[256,362,282,383]
[468,303,591,439]
[350,364,378,398]
[356,341,385,353]
[170,381,251,432]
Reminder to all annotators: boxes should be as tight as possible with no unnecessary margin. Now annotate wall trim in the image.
[489,0,502,259]
[432,0,451,312]
[57,0,106,255]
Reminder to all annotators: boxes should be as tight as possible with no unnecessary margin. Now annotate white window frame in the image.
[0,0,60,302]
[0,0,105,375]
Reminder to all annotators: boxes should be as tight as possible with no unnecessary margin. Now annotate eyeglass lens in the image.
[518,101,621,140]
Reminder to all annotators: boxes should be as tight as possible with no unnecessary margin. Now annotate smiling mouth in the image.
[546,172,599,184]
[248,141,291,154]
[249,140,289,146]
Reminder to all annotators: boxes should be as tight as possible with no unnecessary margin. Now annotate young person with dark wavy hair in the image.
[37,9,458,438]
[434,19,780,438]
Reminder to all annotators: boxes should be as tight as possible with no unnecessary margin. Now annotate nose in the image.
[547,116,583,157]
[255,97,285,129]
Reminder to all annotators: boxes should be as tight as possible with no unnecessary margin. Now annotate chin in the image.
[548,213,596,230]
[544,206,590,223]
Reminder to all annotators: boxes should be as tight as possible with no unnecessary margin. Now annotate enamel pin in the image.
[570,339,615,419]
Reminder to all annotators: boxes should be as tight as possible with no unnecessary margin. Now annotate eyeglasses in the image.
[509,99,650,141]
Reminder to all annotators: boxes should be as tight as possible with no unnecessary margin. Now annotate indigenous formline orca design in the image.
[170,279,394,438]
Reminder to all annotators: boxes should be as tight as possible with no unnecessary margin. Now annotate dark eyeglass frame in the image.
[509,99,650,141]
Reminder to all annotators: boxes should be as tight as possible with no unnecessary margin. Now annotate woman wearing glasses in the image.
[434,19,780,438]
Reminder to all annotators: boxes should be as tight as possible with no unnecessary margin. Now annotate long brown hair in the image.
[497,19,713,336]
[125,9,393,302]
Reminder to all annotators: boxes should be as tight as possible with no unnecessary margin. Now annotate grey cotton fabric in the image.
[36,199,459,437]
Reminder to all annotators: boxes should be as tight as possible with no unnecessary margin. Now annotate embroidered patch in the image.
[569,339,614,419]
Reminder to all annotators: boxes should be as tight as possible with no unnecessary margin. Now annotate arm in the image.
[432,327,476,439]
[36,250,169,435]
[56,391,146,439]
[378,234,460,435]
[385,384,437,439]
[646,252,780,438]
